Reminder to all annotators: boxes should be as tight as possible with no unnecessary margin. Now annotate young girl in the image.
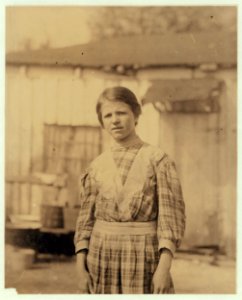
[74,86,185,294]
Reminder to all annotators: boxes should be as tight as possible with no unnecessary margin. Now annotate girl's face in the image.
[101,101,137,142]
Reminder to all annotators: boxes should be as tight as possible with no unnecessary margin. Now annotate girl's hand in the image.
[152,266,171,293]
[76,251,92,293]
[77,268,92,293]
[152,248,173,293]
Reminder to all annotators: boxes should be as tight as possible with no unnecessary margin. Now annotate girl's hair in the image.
[96,86,142,126]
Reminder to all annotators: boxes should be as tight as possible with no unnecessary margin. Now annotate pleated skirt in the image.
[86,220,175,294]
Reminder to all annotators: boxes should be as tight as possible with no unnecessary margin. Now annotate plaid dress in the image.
[74,137,185,294]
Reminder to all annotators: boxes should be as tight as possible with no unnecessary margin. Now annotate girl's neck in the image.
[112,132,142,148]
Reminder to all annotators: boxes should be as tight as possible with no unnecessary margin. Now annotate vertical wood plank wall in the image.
[5,67,106,217]
[5,67,144,218]
[5,65,237,256]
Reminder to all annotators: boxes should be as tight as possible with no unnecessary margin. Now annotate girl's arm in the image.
[152,153,186,293]
[74,170,97,293]
[74,170,97,254]
[155,154,186,257]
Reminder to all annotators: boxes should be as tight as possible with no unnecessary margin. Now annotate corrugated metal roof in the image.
[6,31,236,67]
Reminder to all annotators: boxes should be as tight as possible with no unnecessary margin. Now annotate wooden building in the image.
[5,31,237,256]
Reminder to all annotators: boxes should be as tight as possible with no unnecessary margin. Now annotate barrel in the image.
[41,204,64,228]
[63,207,80,231]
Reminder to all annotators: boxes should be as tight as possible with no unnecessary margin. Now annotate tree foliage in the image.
[88,6,236,40]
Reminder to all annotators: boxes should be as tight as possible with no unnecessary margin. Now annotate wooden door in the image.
[43,124,102,207]
[166,112,221,247]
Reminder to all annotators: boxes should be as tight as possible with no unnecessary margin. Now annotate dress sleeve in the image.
[154,154,186,256]
[74,168,97,254]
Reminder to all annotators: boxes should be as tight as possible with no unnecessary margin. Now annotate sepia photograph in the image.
[3,3,238,296]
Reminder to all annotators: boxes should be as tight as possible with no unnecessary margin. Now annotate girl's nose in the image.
[112,114,120,124]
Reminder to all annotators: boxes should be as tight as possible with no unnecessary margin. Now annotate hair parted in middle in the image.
[96,86,142,127]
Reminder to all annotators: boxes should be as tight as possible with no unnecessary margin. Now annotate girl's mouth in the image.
[112,127,123,131]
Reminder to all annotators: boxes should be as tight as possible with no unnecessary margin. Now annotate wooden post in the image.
[31,79,45,172]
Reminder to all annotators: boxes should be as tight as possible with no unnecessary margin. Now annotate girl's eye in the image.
[103,111,127,118]
[117,111,127,115]
[103,113,112,119]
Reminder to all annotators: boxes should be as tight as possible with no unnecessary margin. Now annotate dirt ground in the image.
[4,244,236,295]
